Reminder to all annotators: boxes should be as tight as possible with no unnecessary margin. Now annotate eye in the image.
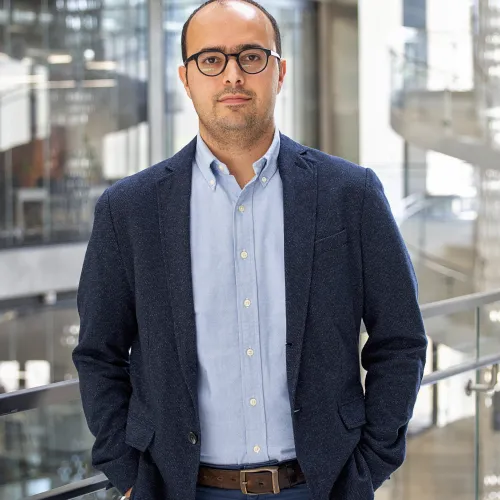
[201,56,222,65]
[241,52,262,62]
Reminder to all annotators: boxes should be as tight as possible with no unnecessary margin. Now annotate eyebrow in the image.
[196,43,266,53]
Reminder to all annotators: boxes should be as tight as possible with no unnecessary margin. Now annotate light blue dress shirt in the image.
[190,127,297,467]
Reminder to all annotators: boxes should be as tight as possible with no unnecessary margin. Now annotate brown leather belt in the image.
[197,459,306,495]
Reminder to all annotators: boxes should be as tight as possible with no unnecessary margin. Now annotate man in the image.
[72,0,427,499]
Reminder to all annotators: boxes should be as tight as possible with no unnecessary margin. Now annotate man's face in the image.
[178,1,286,138]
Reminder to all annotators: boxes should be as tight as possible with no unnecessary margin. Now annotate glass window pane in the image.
[0,299,80,392]
[0,0,149,249]
[0,400,99,498]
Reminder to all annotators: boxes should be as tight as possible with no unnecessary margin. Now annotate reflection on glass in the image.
[74,489,122,499]
[0,0,149,249]
[0,400,99,498]
[0,300,80,392]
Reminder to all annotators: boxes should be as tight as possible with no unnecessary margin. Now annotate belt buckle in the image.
[240,465,281,495]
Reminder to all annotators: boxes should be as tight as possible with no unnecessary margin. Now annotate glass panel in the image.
[75,490,122,499]
[0,400,99,498]
[477,299,500,500]
[399,192,478,303]
[0,300,80,393]
[0,0,149,249]
[377,374,478,500]
[374,333,479,499]
[390,29,483,305]
[373,300,500,500]
[423,309,478,364]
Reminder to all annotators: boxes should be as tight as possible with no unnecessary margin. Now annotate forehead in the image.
[187,2,275,54]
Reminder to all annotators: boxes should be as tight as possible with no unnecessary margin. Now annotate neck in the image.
[199,122,276,176]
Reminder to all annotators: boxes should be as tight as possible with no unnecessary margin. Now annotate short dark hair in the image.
[181,0,282,63]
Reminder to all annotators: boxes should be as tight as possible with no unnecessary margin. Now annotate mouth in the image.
[218,97,252,105]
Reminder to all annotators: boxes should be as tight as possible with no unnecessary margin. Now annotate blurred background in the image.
[1,0,500,499]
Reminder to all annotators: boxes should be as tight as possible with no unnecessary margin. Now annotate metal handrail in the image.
[422,351,500,386]
[420,289,500,318]
[25,474,108,500]
[1,289,499,416]
[0,379,80,416]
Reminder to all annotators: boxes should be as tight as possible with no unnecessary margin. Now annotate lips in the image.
[219,95,251,104]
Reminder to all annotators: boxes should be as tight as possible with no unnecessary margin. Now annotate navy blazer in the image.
[73,134,427,500]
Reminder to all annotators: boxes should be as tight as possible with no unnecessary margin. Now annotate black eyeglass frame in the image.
[184,47,281,76]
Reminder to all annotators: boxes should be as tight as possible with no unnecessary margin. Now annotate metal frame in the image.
[148,0,166,165]
[420,289,500,318]
[0,379,80,416]
[422,353,500,386]
[24,474,109,500]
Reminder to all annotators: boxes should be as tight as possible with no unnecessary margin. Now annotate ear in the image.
[178,65,192,99]
[277,59,287,95]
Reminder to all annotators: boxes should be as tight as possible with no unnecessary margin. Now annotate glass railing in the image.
[0,299,80,394]
[372,289,500,500]
[1,289,500,499]
[399,192,478,304]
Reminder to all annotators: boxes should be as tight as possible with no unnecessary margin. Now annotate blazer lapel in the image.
[278,134,318,408]
[156,138,200,417]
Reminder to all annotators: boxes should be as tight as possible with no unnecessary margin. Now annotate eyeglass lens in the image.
[198,49,267,75]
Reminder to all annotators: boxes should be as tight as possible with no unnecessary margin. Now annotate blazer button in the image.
[188,432,198,445]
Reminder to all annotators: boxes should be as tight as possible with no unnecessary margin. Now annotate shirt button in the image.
[262,177,267,183]
[218,164,224,172]
[246,348,254,357]
[253,445,261,453]
[188,432,198,445]
[238,205,245,213]
[250,398,257,406]
[209,179,215,186]
[240,250,248,259]
[243,299,251,308]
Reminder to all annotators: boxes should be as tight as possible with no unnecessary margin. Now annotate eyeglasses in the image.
[184,47,281,77]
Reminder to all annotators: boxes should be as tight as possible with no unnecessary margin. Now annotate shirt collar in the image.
[195,127,281,190]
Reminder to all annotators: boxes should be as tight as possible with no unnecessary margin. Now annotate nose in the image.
[222,56,245,86]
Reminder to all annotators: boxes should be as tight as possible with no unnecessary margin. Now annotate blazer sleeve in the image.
[72,188,139,495]
[358,168,428,490]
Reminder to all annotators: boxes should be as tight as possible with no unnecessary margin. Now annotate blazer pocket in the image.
[314,229,348,256]
[125,414,155,452]
[338,396,366,430]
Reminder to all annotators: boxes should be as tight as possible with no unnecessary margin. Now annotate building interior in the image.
[2,0,500,499]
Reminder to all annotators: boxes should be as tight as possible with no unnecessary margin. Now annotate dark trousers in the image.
[195,482,312,499]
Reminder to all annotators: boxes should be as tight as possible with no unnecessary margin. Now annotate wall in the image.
[359,0,405,216]
[0,243,86,301]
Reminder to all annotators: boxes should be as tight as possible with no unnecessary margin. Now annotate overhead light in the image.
[86,60,117,71]
[0,74,45,85]
[489,310,500,323]
[83,79,116,88]
[84,49,95,61]
[48,54,72,64]
[44,80,76,89]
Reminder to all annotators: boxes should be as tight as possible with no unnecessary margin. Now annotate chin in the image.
[217,119,252,131]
